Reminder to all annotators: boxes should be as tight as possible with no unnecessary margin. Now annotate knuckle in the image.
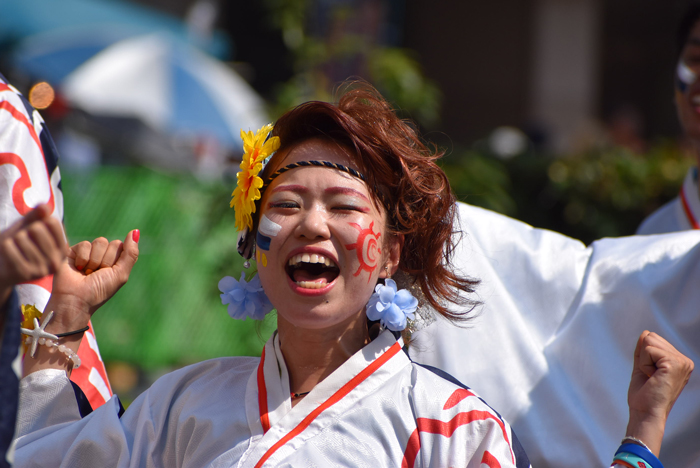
[46,217,61,229]
[93,237,109,247]
[27,223,43,236]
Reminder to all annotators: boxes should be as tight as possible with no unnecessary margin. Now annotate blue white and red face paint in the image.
[256,215,282,267]
[677,60,697,93]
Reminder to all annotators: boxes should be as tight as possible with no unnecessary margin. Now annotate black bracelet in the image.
[55,326,90,338]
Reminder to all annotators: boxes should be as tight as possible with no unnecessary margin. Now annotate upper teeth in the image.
[288,253,336,268]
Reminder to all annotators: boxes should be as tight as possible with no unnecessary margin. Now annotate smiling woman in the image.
[12,82,693,468]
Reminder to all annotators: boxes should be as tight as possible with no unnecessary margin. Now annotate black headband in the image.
[261,160,367,191]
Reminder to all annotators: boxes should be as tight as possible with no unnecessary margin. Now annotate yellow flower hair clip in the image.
[230,124,280,232]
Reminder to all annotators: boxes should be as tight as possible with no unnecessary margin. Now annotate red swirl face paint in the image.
[345,221,381,282]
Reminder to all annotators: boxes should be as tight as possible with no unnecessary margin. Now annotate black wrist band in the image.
[55,326,90,338]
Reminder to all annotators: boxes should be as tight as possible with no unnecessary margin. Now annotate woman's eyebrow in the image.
[271,184,308,194]
[325,186,370,201]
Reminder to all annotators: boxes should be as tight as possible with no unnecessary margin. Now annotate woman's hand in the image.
[23,230,139,377]
[0,204,66,306]
[43,230,140,333]
[625,330,694,455]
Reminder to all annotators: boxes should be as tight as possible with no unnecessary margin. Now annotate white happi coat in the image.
[637,166,700,234]
[15,329,530,468]
[410,202,700,467]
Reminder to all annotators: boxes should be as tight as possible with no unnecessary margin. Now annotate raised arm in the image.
[613,331,694,466]
[22,230,139,377]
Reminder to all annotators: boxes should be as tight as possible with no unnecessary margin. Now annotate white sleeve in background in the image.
[410,202,700,467]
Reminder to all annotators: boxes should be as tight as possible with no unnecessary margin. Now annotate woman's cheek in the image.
[255,214,284,268]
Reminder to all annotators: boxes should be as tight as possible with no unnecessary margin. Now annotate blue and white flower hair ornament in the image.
[219,272,274,321]
[366,278,419,332]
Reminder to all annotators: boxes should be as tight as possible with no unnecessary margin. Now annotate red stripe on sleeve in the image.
[257,347,271,434]
[442,388,476,410]
[254,342,402,468]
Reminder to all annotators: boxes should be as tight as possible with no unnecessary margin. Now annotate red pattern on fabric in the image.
[401,429,421,468]
[0,101,55,213]
[401,409,513,467]
[0,152,33,214]
[680,187,700,229]
[481,450,502,468]
[257,347,271,434]
[20,275,53,291]
[70,324,113,406]
[418,411,506,439]
[254,342,402,468]
[442,388,476,410]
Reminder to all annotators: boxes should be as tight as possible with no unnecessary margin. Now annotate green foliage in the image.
[263,0,442,127]
[440,150,516,216]
[443,142,694,244]
[367,48,441,126]
[62,167,274,370]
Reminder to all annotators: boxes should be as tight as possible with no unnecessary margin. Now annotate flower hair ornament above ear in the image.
[230,124,280,264]
[220,124,279,321]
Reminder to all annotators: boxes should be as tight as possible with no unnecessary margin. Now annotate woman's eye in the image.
[269,202,299,209]
[333,205,368,213]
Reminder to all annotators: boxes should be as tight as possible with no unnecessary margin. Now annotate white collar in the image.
[680,167,700,229]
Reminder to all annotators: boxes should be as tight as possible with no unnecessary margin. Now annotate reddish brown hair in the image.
[257,82,478,322]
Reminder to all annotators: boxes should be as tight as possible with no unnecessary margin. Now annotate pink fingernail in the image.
[76,265,84,271]
[133,229,140,243]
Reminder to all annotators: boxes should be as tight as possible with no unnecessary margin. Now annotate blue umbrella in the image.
[61,34,267,150]
[11,29,136,84]
[3,0,230,83]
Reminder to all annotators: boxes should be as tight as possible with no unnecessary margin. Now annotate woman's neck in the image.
[276,314,370,401]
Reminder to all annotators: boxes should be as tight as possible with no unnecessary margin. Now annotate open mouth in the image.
[286,253,340,289]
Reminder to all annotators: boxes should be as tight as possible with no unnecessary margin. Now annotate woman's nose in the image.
[296,207,331,239]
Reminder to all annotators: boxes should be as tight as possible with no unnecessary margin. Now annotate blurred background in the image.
[1,0,696,401]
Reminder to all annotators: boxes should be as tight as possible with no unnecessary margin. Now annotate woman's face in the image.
[256,138,397,331]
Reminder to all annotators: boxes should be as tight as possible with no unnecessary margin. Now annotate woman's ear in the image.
[381,234,403,278]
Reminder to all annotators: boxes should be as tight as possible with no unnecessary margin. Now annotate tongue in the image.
[292,269,335,284]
